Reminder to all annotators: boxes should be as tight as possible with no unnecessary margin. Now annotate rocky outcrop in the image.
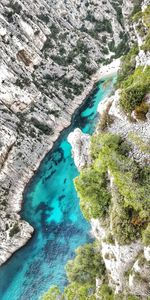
[68,128,91,170]
[91,221,143,287]
[0,217,33,265]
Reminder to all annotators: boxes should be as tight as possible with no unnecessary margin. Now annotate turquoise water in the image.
[0,77,115,300]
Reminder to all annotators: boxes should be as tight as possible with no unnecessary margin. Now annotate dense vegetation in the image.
[74,167,111,220]
[116,5,150,116]
[118,65,150,114]
[75,133,150,245]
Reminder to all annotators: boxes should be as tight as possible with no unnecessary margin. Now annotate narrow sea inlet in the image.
[0,76,115,300]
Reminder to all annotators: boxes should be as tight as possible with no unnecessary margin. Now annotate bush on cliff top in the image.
[142,224,150,246]
[119,66,150,113]
[66,243,106,285]
[74,168,111,220]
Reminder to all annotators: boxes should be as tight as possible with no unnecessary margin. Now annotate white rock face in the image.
[129,256,150,296]
[144,246,150,261]
[68,128,91,170]
[0,219,33,265]
[98,89,127,122]
[101,240,143,293]
[108,90,128,120]
[90,217,143,294]
[122,0,135,41]
[142,0,150,11]
[91,218,106,241]
[136,50,150,67]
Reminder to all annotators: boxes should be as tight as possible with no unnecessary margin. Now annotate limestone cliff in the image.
[0,0,135,264]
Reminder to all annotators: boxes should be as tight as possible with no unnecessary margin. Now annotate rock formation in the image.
[68,128,91,170]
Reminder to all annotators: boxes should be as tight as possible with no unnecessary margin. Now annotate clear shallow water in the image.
[0,76,115,300]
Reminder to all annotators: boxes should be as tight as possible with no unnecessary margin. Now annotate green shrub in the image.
[142,5,150,28]
[74,168,111,220]
[64,283,96,300]
[66,243,106,285]
[126,295,140,300]
[31,117,54,135]
[131,0,142,16]
[128,132,150,154]
[76,40,89,55]
[114,33,130,58]
[94,19,113,34]
[38,14,49,24]
[9,223,20,237]
[90,133,121,160]
[133,5,150,52]
[142,224,150,246]
[88,133,149,243]
[40,286,63,300]
[42,36,53,51]
[119,66,150,113]
[141,31,150,52]
[111,202,142,244]
[75,132,150,244]
[134,102,150,120]
[98,284,114,300]
[98,111,114,131]
[104,232,115,245]
[111,2,123,25]
[50,23,60,38]
[120,84,148,113]
[98,284,140,300]
[10,1,22,14]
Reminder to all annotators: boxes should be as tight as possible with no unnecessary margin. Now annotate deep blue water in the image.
[0,76,115,300]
